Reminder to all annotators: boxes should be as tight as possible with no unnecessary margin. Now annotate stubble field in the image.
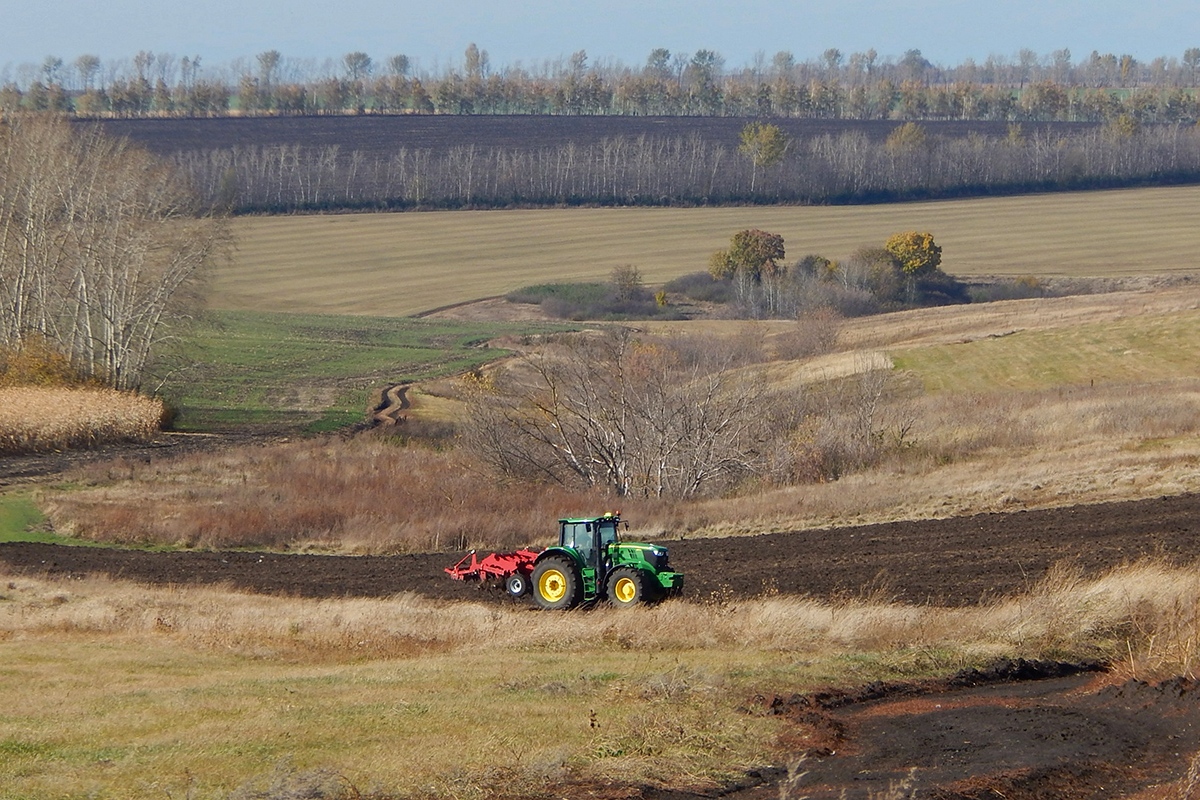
[222,185,1200,316]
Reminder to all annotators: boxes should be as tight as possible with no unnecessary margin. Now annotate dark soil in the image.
[5,492,1200,798]
[740,666,1200,800]
[91,116,1099,161]
[4,492,1200,607]
[0,430,290,489]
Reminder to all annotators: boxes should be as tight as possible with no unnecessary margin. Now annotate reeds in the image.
[0,386,163,454]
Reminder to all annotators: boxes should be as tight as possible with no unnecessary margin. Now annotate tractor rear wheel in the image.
[607,567,648,608]
[532,557,581,610]
[505,573,529,598]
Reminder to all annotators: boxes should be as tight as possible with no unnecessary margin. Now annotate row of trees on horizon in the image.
[6,45,1200,122]
[178,121,1200,213]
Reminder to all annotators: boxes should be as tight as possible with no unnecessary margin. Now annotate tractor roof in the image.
[559,513,620,524]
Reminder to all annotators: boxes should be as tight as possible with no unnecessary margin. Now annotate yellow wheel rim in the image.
[539,569,567,602]
[614,576,637,604]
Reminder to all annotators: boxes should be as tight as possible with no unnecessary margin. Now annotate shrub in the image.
[0,336,84,388]
[772,308,843,360]
[968,276,1051,303]
[663,271,734,303]
[507,281,683,321]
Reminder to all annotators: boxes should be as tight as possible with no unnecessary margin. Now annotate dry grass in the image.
[223,186,1200,316]
[50,386,1200,551]
[1,559,1197,798]
[3,559,1195,679]
[43,438,613,551]
[41,286,1200,549]
[0,386,163,454]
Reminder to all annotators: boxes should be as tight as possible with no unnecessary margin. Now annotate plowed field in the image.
[94,116,1097,160]
[3,492,1200,605]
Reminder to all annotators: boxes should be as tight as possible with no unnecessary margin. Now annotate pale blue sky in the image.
[1,0,1196,76]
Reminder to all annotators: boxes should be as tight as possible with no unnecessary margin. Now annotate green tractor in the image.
[530,513,683,610]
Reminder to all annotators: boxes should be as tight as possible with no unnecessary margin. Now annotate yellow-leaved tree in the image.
[738,122,789,193]
[884,231,942,276]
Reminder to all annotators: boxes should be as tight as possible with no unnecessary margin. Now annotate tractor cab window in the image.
[596,519,619,550]
[561,522,597,568]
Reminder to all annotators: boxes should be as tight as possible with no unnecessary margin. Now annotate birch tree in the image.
[0,115,226,389]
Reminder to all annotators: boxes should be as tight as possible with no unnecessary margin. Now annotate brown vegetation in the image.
[0,336,165,455]
[0,387,163,454]
[2,559,1197,675]
[45,439,594,551]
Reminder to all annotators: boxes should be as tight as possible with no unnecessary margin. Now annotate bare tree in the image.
[342,52,372,81]
[463,328,771,497]
[0,115,227,389]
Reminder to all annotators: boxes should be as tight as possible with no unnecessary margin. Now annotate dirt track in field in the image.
[5,494,1200,798]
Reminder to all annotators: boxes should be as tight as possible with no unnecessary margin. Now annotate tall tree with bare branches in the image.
[0,115,227,389]
[463,328,771,497]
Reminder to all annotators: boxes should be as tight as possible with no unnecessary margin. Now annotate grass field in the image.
[893,310,1200,393]
[4,560,1196,799]
[223,186,1200,316]
[163,310,556,430]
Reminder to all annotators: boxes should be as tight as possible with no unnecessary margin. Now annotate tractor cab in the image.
[531,513,683,610]
[558,514,620,572]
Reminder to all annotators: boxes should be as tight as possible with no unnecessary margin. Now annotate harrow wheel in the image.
[532,557,580,610]
[607,567,646,608]
[505,573,529,598]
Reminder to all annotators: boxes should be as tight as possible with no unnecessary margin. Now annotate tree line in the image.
[175,120,1200,213]
[5,45,1200,122]
[0,116,225,390]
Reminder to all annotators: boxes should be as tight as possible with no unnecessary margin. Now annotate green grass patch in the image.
[891,310,1200,393]
[0,493,99,546]
[507,282,684,321]
[507,282,611,306]
[0,494,44,543]
[159,310,561,432]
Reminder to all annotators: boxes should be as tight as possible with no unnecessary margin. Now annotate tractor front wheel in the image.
[532,557,580,610]
[607,567,648,608]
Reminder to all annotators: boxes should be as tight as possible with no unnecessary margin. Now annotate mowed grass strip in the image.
[224,186,1200,316]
